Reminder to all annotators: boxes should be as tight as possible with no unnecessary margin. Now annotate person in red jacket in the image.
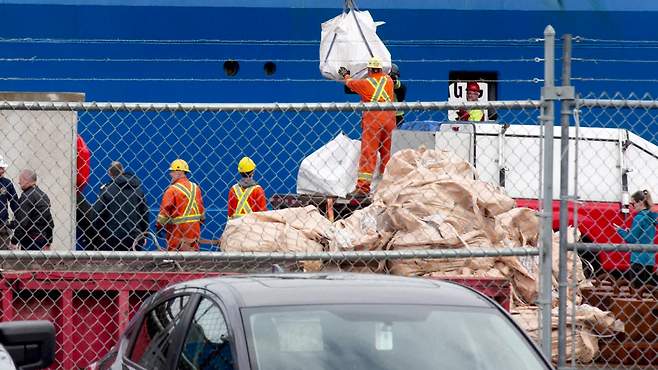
[338,57,396,196]
[76,135,91,190]
[228,157,267,219]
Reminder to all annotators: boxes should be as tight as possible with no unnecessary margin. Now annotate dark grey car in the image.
[93,273,552,370]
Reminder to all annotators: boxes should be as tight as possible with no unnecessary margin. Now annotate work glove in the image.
[338,67,350,78]
[456,109,470,121]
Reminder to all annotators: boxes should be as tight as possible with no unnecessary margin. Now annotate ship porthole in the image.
[264,61,277,76]
[223,60,240,76]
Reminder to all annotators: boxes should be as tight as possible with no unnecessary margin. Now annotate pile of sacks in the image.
[220,205,331,253]
[512,305,624,363]
[220,147,623,364]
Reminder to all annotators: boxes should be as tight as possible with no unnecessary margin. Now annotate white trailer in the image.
[391,121,658,215]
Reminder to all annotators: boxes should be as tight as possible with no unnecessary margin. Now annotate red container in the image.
[0,271,511,369]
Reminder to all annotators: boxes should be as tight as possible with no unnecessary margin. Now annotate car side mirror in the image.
[0,320,55,370]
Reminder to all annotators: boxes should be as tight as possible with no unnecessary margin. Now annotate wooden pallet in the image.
[583,283,658,365]
[598,340,658,365]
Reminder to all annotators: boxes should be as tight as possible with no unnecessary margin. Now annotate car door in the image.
[122,294,194,370]
[174,295,236,370]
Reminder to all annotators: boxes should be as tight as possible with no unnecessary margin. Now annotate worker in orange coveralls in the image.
[156,159,205,251]
[338,57,396,196]
[227,156,267,219]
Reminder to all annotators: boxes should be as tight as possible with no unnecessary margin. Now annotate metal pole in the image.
[540,25,556,361]
[557,33,572,368]
[570,100,581,369]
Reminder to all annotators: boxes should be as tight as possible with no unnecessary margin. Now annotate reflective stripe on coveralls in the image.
[366,77,392,102]
[170,183,202,224]
[231,184,256,218]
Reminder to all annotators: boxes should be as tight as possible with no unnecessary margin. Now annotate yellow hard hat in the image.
[238,156,256,173]
[367,57,382,69]
[169,159,190,173]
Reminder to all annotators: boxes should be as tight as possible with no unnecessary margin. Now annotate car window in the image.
[245,305,549,370]
[178,297,233,370]
[129,295,191,369]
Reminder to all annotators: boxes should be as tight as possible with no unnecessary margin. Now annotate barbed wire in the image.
[0,57,543,64]
[572,37,658,49]
[0,37,543,45]
[574,36,658,44]
[0,77,543,83]
[572,77,658,83]
[573,58,658,64]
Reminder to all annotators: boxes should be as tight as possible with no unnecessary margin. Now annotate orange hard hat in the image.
[466,81,481,93]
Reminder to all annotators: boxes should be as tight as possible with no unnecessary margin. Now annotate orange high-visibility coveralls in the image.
[156,177,205,251]
[345,72,396,193]
[227,183,267,219]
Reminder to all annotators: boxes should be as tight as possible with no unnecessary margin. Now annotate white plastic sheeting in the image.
[296,133,360,197]
[319,10,391,80]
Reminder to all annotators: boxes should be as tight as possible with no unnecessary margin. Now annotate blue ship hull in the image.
[2,1,658,102]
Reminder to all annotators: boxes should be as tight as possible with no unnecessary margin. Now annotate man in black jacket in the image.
[76,191,96,250]
[93,162,149,251]
[0,156,18,250]
[389,63,407,126]
[11,169,54,250]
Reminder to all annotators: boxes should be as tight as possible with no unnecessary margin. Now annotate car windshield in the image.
[243,304,548,370]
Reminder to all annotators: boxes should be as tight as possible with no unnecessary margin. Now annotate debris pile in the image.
[220,147,623,363]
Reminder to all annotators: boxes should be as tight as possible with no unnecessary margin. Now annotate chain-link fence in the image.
[565,95,658,368]
[0,97,567,369]
[537,33,658,369]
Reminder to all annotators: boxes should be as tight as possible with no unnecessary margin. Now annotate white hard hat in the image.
[367,57,383,69]
[0,155,7,168]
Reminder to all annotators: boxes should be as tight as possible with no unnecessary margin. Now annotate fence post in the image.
[557,34,573,368]
[540,24,556,361]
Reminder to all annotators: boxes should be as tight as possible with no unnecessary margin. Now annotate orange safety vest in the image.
[231,184,256,219]
[365,76,393,102]
[345,72,395,105]
[156,179,204,226]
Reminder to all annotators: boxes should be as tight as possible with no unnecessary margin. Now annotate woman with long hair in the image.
[615,190,658,297]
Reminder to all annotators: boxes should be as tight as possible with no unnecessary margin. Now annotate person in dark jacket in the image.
[76,191,97,250]
[0,156,19,250]
[389,63,407,126]
[93,162,149,251]
[11,169,54,250]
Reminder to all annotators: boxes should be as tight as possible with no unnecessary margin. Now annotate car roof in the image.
[177,273,494,308]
